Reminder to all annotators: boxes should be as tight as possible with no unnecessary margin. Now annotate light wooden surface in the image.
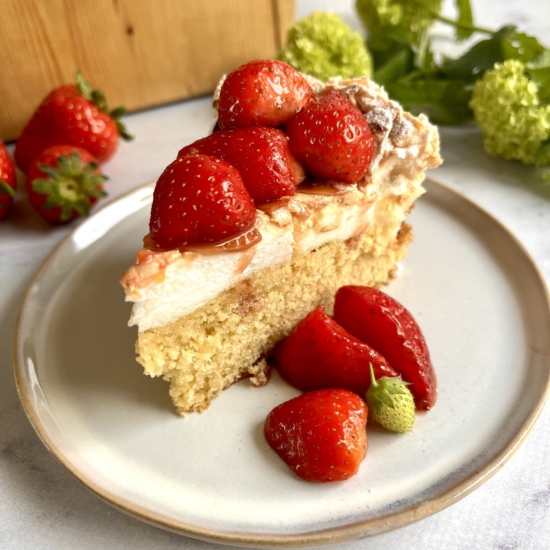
[0,0,295,141]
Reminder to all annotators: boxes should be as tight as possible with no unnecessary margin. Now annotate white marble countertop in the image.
[2,1,550,548]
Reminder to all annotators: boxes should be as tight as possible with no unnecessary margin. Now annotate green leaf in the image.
[76,72,94,101]
[0,180,15,198]
[42,195,63,210]
[110,106,127,119]
[441,25,515,82]
[413,30,434,70]
[60,203,73,222]
[454,0,474,40]
[116,121,134,141]
[385,78,473,124]
[539,82,550,104]
[32,178,55,195]
[377,392,395,409]
[536,139,550,168]
[502,31,546,63]
[536,140,550,180]
[372,47,414,86]
[73,198,91,217]
[526,50,550,87]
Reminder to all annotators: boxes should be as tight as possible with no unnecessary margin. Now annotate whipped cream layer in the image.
[121,76,441,332]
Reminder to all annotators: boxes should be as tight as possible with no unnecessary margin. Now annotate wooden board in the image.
[0,0,295,141]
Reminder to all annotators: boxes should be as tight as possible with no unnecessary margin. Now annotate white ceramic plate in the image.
[14,179,550,547]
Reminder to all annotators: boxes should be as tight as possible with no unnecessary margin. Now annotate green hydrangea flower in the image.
[356,0,442,44]
[278,12,372,82]
[469,59,550,168]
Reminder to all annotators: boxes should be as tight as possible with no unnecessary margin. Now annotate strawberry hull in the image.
[334,286,437,410]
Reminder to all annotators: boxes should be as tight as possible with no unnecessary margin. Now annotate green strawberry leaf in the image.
[42,195,64,210]
[61,203,73,222]
[0,180,15,198]
[386,384,408,395]
[454,0,474,41]
[377,392,395,409]
[32,178,55,195]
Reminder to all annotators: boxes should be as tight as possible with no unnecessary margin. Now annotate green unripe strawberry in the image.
[366,364,415,433]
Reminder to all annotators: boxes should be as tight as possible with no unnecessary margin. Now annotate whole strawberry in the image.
[218,60,314,129]
[286,90,374,183]
[275,307,398,396]
[0,141,17,219]
[178,127,305,204]
[15,73,132,173]
[264,389,368,482]
[27,145,107,223]
[334,286,437,410]
[149,154,256,248]
[366,365,415,434]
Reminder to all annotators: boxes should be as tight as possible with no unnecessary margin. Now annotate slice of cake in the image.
[120,62,441,415]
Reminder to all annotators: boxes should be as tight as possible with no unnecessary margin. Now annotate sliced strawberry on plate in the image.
[27,145,107,223]
[15,73,132,173]
[286,90,374,183]
[178,127,304,204]
[334,286,437,410]
[149,154,256,248]
[274,306,398,396]
[264,388,368,482]
[0,141,16,220]
[217,60,314,129]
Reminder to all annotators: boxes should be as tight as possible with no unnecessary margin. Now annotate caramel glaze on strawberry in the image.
[149,155,257,249]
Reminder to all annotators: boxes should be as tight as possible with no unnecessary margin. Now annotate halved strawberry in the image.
[286,90,374,183]
[264,388,368,482]
[0,141,16,220]
[334,286,437,410]
[15,73,132,173]
[274,307,398,396]
[217,60,314,129]
[178,127,304,204]
[149,154,256,248]
[27,145,107,223]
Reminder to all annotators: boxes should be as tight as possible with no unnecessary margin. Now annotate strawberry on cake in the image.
[120,60,441,416]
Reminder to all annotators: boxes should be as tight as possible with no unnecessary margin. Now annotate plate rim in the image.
[13,178,550,547]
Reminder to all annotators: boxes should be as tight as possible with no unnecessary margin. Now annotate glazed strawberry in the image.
[334,286,437,410]
[275,307,397,396]
[15,73,132,173]
[149,155,256,248]
[217,60,314,129]
[178,127,304,204]
[286,90,374,183]
[27,145,107,223]
[0,141,16,220]
[264,389,368,482]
